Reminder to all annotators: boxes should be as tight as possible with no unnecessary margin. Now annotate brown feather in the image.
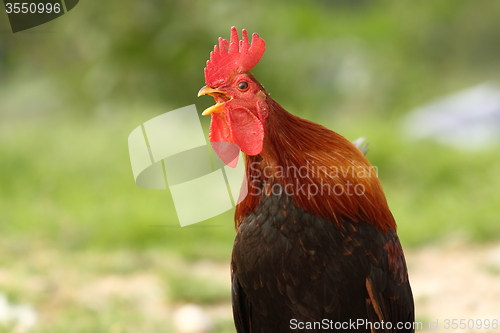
[236,97,396,233]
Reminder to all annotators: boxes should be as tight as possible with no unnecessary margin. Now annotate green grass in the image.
[2,109,499,333]
[0,112,236,258]
[2,109,499,258]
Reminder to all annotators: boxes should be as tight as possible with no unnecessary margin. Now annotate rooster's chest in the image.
[231,187,370,281]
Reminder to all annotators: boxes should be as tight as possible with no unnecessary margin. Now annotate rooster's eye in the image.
[237,82,249,91]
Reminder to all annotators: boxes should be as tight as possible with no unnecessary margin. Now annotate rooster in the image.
[198,27,414,333]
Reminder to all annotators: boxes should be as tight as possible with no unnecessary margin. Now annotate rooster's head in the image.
[198,27,267,167]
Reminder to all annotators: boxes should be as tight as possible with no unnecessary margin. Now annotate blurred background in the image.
[1,0,500,332]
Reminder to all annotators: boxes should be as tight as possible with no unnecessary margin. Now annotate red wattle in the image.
[209,112,240,167]
[208,107,264,167]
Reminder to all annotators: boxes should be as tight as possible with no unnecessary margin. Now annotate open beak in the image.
[197,86,231,116]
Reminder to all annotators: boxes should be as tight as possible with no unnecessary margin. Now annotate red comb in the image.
[204,27,266,87]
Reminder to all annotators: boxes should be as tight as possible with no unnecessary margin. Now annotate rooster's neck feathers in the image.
[235,98,396,233]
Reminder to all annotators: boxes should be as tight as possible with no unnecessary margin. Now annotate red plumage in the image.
[199,27,414,333]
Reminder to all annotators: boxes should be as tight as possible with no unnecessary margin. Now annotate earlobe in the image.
[256,90,266,100]
[256,98,269,122]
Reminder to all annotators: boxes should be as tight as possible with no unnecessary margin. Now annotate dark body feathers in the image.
[231,184,414,333]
